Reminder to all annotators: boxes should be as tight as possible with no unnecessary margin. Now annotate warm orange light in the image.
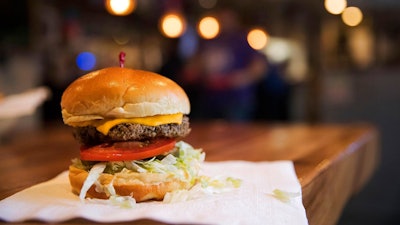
[342,6,363,26]
[105,0,136,16]
[198,16,219,39]
[160,13,186,38]
[247,28,269,50]
[324,0,347,15]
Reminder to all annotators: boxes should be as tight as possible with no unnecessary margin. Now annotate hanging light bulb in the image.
[324,0,347,15]
[247,28,269,50]
[197,16,220,39]
[105,0,136,16]
[342,6,363,26]
[159,12,187,38]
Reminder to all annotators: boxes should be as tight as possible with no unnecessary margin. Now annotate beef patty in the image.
[73,116,191,146]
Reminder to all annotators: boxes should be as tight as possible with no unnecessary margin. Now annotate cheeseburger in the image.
[60,67,204,202]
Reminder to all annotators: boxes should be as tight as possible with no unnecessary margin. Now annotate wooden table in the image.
[0,121,379,225]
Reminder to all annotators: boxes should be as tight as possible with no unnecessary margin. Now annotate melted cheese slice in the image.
[95,113,183,135]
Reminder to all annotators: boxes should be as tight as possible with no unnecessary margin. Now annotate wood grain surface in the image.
[0,121,379,225]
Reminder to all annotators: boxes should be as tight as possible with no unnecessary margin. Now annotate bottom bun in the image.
[69,165,192,202]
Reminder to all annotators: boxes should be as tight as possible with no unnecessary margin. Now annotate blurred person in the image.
[182,9,267,121]
[255,61,292,121]
[158,38,183,82]
[158,38,204,120]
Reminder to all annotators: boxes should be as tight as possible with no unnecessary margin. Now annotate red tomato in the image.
[80,138,176,161]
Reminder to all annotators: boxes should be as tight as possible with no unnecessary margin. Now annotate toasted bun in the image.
[61,68,190,125]
[69,165,192,202]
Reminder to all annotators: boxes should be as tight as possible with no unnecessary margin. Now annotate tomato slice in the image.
[80,138,176,161]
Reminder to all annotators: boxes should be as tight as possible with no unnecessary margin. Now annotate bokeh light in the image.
[265,38,291,63]
[76,52,96,71]
[324,0,347,15]
[247,28,269,50]
[160,13,186,38]
[198,16,220,39]
[342,6,363,26]
[105,0,136,16]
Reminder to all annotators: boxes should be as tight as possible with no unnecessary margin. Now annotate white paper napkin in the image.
[0,161,308,225]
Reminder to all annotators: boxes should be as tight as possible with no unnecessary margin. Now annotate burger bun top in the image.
[61,67,190,125]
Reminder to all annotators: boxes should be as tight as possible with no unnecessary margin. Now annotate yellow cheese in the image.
[96,113,183,135]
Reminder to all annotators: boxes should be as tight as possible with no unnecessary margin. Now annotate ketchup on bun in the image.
[61,67,204,202]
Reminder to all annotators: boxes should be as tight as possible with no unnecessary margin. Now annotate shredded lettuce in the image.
[199,176,242,193]
[163,176,242,203]
[163,183,205,203]
[125,141,205,183]
[79,162,106,201]
[271,189,300,203]
[94,178,116,197]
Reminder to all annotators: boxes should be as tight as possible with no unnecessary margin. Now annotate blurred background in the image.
[0,0,399,224]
